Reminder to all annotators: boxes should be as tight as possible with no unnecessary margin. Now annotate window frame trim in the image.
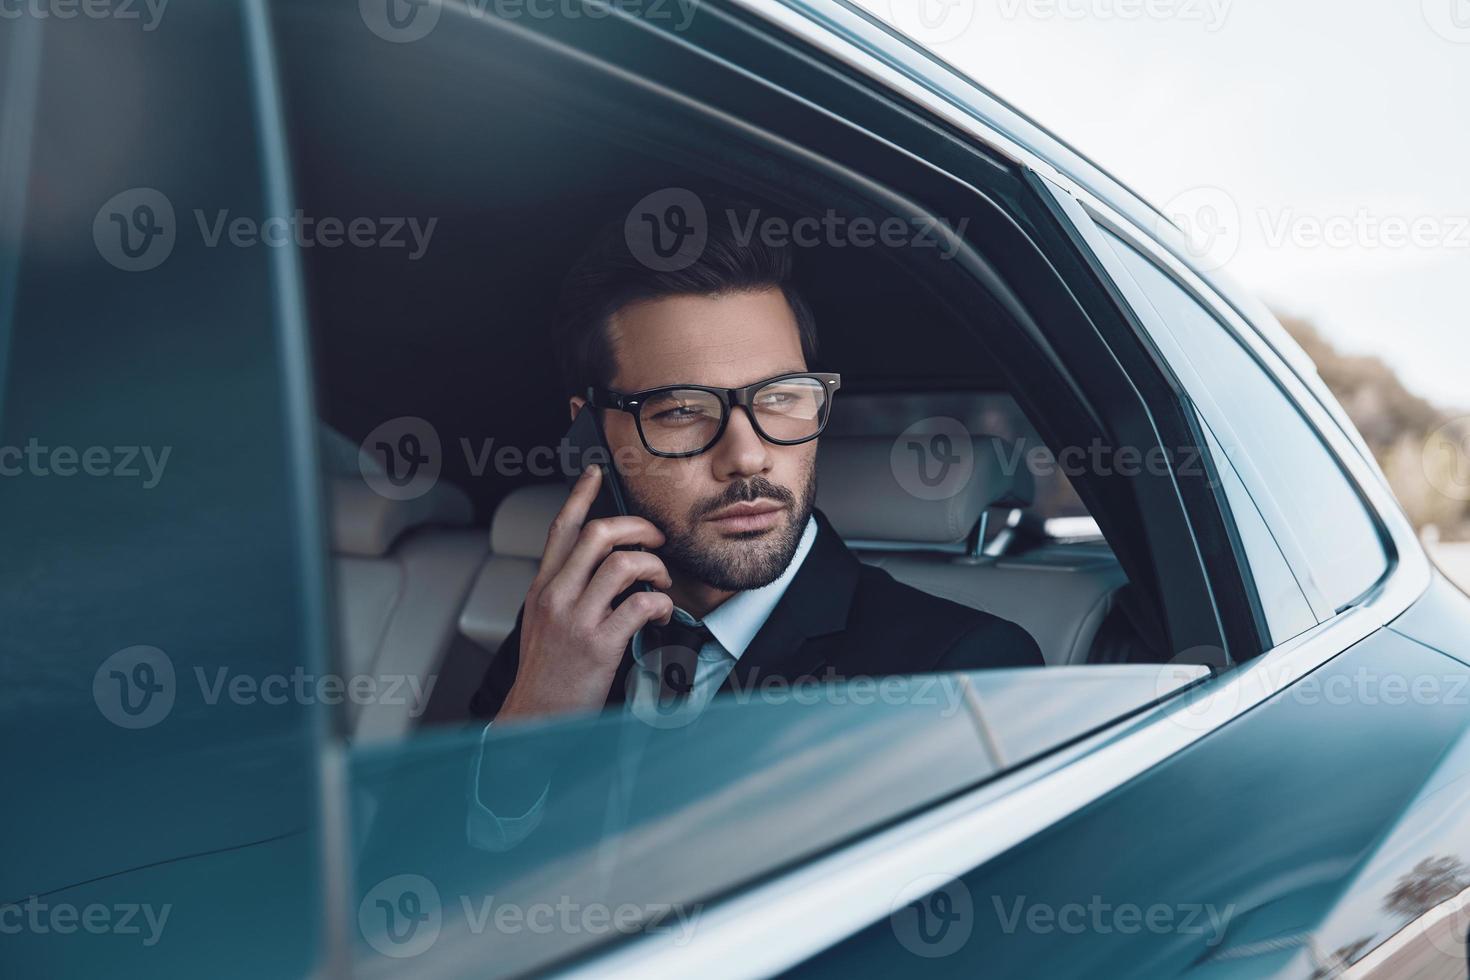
[1079,218,1357,624]
[1078,203,1403,621]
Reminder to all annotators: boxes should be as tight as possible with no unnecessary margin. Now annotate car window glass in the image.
[1101,231,1390,616]
[1197,416,1317,642]
[0,8,325,976]
[350,665,1203,976]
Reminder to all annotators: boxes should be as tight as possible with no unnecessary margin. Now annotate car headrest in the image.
[320,422,474,557]
[490,483,565,558]
[816,434,1032,544]
[329,479,473,557]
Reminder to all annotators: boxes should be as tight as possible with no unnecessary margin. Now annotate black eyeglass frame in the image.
[586,371,842,459]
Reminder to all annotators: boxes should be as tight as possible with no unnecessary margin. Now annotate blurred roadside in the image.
[1282,315,1470,543]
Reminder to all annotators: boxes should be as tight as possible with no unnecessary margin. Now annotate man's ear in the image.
[568,395,586,421]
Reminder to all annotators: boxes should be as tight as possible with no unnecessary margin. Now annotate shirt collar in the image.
[671,515,818,662]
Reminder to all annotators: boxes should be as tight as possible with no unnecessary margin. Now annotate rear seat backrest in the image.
[816,435,1125,666]
[452,432,1126,673]
[817,434,1033,544]
[326,435,485,742]
[457,483,565,654]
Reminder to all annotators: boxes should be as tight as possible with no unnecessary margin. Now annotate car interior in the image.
[272,5,1195,743]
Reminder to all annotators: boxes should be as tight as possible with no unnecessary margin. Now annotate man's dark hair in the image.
[553,200,819,396]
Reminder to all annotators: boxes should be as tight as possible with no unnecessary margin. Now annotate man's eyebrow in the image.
[635,368,812,390]
[739,367,810,385]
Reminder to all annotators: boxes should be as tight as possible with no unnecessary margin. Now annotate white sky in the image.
[856,0,1470,412]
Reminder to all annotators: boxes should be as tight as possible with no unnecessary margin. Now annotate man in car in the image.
[469,200,1042,728]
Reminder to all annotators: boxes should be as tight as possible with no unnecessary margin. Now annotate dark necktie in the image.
[640,620,713,705]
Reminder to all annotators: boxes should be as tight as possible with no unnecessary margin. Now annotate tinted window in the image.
[1,8,325,976]
[1198,418,1317,641]
[351,667,1203,976]
[1103,232,1389,616]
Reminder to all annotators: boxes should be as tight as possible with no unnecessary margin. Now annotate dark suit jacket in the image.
[470,509,1042,720]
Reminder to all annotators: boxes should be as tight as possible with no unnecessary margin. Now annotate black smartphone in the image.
[561,406,653,596]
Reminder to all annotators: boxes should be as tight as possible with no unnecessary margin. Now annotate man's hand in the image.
[497,465,674,721]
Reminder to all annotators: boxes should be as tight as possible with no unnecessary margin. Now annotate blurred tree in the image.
[1383,855,1470,919]
[1278,314,1469,541]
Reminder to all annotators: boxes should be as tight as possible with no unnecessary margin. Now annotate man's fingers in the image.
[537,464,602,582]
[603,589,675,644]
[552,516,666,592]
[583,550,673,616]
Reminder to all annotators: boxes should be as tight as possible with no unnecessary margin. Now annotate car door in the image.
[0,6,334,977]
[1051,190,1470,978]
[777,173,1470,977]
[623,5,1470,978]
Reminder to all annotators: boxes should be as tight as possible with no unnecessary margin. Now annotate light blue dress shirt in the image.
[626,515,818,724]
[469,517,820,852]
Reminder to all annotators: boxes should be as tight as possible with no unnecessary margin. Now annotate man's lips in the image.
[703,499,786,533]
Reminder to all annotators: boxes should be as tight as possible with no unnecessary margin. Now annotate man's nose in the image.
[709,406,772,480]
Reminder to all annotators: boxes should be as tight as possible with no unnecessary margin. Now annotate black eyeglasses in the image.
[587,372,841,458]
